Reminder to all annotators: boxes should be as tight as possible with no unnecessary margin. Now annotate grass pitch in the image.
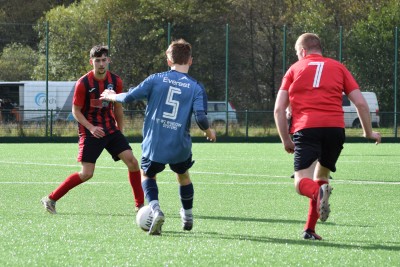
[0,142,399,266]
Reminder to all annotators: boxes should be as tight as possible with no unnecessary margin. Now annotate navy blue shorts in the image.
[141,155,195,178]
[78,131,132,163]
[293,128,345,172]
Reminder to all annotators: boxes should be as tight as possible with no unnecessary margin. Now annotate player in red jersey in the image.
[274,33,381,240]
[41,45,144,214]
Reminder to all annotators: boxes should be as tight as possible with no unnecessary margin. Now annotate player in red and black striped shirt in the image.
[41,45,144,214]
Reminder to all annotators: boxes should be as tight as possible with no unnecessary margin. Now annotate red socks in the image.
[305,198,319,231]
[298,178,319,201]
[128,170,144,208]
[49,172,83,201]
[48,171,144,209]
[301,178,328,232]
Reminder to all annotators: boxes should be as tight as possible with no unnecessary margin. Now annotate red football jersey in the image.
[280,54,359,133]
[73,70,123,137]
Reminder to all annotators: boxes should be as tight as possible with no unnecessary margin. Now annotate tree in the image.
[32,0,231,95]
[0,0,77,52]
[222,0,290,111]
[32,2,104,81]
[346,0,400,113]
[28,0,399,116]
[0,43,38,81]
[106,0,231,95]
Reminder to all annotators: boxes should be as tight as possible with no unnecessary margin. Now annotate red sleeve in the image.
[342,65,359,95]
[73,79,86,107]
[279,68,294,91]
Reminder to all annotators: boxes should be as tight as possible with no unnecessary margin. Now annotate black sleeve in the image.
[194,110,209,130]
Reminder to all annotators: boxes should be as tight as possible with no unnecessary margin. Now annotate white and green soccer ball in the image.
[136,205,153,231]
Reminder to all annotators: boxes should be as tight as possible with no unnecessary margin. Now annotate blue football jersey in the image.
[116,70,208,164]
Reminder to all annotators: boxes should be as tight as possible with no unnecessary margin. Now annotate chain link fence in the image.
[0,21,398,140]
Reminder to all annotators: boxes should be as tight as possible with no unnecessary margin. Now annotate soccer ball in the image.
[136,205,153,231]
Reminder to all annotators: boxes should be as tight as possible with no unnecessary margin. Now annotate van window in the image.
[342,95,351,106]
[208,102,228,111]
[215,103,226,111]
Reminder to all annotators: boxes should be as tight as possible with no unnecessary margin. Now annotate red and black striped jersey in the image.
[73,70,123,137]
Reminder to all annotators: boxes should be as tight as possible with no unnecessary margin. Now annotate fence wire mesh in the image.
[0,21,398,139]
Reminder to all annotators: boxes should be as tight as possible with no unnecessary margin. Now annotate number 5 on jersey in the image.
[163,86,181,120]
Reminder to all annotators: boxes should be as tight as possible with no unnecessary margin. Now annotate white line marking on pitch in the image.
[0,160,398,185]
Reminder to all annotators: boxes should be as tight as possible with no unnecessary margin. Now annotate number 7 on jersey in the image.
[308,62,324,88]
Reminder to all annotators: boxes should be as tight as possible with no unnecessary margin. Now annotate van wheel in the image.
[352,119,361,128]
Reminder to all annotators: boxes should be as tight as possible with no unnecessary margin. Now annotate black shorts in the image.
[78,131,132,163]
[293,128,345,172]
[141,155,195,178]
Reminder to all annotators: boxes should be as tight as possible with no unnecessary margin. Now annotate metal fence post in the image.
[225,23,229,136]
[339,26,343,62]
[282,25,286,75]
[245,110,248,141]
[394,27,398,138]
[45,21,49,137]
[108,20,111,71]
[50,109,53,137]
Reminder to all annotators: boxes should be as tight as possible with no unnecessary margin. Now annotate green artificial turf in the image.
[0,143,399,266]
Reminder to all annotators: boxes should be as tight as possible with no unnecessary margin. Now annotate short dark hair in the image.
[166,39,192,65]
[90,45,109,58]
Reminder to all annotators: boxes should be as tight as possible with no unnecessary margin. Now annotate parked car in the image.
[192,101,238,126]
[342,92,380,128]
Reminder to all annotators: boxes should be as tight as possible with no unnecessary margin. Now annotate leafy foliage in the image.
[33,2,104,81]
[0,43,38,81]
[0,0,398,113]
[346,0,400,113]
[0,0,76,52]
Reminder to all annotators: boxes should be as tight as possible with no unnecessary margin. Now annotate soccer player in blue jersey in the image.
[101,39,216,235]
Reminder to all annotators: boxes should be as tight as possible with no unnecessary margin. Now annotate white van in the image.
[207,101,238,126]
[191,101,238,126]
[342,92,380,128]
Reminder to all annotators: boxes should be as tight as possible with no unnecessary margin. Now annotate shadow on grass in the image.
[58,212,133,217]
[197,214,305,224]
[164,230,400,251]
[51,212,398,251]
[52,212,372,229]
[161,215,397,251]
[194,215,378,228]
[53,213,303,224]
